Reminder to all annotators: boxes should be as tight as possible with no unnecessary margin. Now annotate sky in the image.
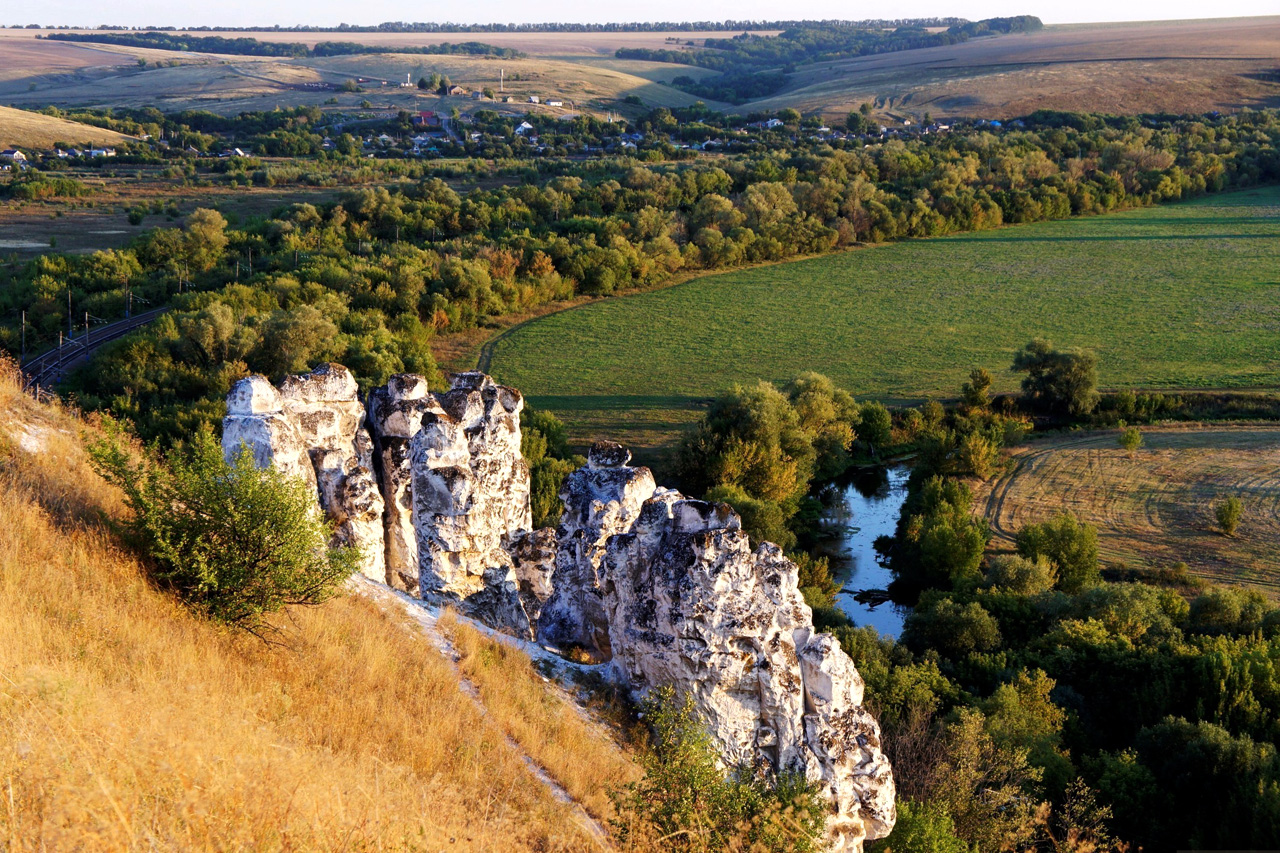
[3,0,1278,28]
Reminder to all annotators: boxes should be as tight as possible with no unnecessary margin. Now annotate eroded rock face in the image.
[508,527,558,625]
[601,495,896,852]
[409,371,532,635]
[368,374,439,594]
[222,365,385,583]
[537,441,658,657]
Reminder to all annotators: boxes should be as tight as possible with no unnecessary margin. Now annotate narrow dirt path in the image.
[355,578,613,848]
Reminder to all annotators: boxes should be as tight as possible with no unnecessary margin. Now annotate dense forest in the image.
[42,31,525,59]
[4,109,1279,446]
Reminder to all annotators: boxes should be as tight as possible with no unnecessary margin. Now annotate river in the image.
[817,464,912,637]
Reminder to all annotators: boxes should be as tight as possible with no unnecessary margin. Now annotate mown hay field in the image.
[485,186,1280,464]
[970,424,1280,596]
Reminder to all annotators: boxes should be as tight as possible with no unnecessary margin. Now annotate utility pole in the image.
[84,312,89,347]
[68,288,73,337]
[20,310,25,362]
[500,68,504,93]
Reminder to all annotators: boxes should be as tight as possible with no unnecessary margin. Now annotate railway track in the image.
[20,308,167,393]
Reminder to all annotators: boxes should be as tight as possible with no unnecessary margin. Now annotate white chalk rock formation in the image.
[508,527,558,625]
[601,495,896,852]
[409,371,532,635]
[222,365,385,582]
[537,441,658,657]
[223,375,316,491]
[368,373,440,594]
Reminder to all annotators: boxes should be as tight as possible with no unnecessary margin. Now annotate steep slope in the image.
[0,362,632,851]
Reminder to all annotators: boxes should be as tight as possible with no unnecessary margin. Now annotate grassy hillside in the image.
[0,360,635,850]
[0,105,133,149]
[486,186,1280,462]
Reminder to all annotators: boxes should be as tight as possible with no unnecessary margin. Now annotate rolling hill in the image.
[1,18,1277,118]
[0,105,134,149]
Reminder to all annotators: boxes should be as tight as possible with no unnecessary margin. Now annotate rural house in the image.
[0,149,28,162]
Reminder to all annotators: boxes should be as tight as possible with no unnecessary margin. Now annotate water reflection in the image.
[817,464,911,637]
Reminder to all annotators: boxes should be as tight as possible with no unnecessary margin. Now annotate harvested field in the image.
[754,16,1280,119]
[972,425,1280,596]
[0,105,134,150]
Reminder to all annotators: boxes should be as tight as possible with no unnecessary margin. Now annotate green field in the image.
[487,186,1280,465]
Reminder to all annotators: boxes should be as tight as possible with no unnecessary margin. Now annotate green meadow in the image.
[486,186,1280,464]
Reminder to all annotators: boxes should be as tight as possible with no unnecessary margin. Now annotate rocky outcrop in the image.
[222,365,385,582]
[408,371,532,635]
[368,374,439,595]
[601,495,896,852]
[224,365,894,848]
[536,441,658,658]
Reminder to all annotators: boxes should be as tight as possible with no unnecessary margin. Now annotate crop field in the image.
[485,186,1280,463]
[970,425,1280,596]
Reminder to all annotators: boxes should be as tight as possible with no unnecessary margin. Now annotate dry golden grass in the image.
[971,424,1280,597]
[0,360,607,851]
[441,611,642,827]
[0,105,133,150]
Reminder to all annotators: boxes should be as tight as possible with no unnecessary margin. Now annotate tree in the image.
[777,108,802,125]
[1118,425,1142,458]
[183,207,228,272]
[960,367,992,411]
[859,400,893,449]
[846,112,869,134]
[860,102,873,116]
[87,423,358,632]
[1016,512,1100,593]
[1215,496,1243,536]
[901,477,990,586]
[1011,339,1099,417]
[958,431,999,479]
[416,76,429,90]
[437,74,452,95]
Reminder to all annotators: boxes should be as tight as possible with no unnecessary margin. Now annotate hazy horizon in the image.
[4,0,1279,29]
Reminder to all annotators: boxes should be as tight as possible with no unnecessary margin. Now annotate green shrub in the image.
[87,420,357,631]
[1015,512,1100,593]
[1215,496,1243,536]
[611,686,827,853]
[1118,425,1143,458]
